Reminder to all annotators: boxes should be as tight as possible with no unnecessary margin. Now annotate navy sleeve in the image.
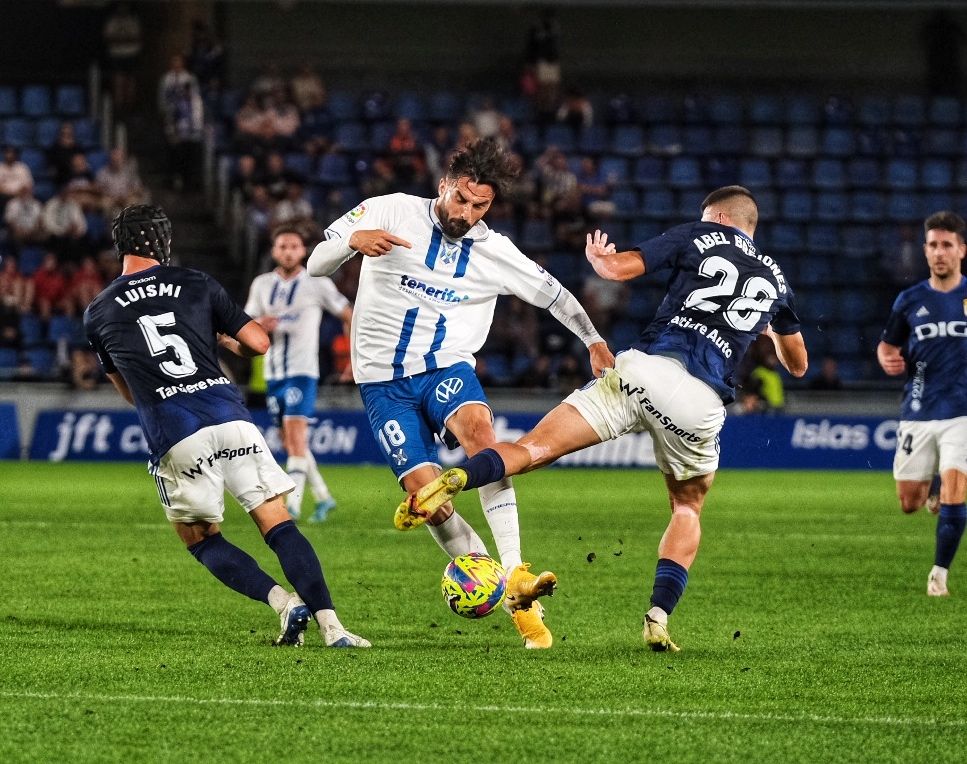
[880,303,910,346]
[771,289,802,335]
[206,273,252,337]
[83,304,116,373]
[639,223,694,275]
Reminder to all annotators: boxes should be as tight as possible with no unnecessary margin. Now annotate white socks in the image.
[304,450,333,502]
[646,606,669,625]
[427,511,488,558]
[267,585,290,614]
[286,455,308,514]
[477,478,523,571]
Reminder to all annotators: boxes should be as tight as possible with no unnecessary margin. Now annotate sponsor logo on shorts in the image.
[180,443,264,479]
[617,379,703,443]
[435,377,464,403]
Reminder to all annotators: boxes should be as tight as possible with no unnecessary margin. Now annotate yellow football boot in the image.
[643,615,680,653]
[504,562,558,611]
[511,601,552,649]
[393,468,468,530]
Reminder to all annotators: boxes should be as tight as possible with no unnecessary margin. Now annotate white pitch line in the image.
[1,690,964,729]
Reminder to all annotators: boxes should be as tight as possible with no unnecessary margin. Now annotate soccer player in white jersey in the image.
[245,225,353,522]
[400,187,808,652]
[308,138,614,649]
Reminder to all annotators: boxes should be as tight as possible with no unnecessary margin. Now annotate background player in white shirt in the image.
[245,224,353,522]
[308,138,613,648]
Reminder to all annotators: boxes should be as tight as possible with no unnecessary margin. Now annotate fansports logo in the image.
[343,202,367,225]
[435,377,464,403]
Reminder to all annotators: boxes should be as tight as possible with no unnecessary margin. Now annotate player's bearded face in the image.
[272,233,307,273]
[436,177,494,239]
[924,229,966,278]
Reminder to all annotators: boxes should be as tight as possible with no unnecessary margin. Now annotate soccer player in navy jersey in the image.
[84,204,369,647]
[397,186,808,652]
[877,211,967,597]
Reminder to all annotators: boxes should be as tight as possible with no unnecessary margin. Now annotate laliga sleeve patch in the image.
[343,202,368,226]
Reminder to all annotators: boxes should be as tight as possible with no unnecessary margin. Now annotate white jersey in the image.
[244,267,349,381]
[324,193,563,383]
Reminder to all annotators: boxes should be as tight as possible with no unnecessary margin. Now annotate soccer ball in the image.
[441,552,507,619]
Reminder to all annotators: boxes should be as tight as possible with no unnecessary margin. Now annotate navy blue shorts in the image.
[358,362,489,481]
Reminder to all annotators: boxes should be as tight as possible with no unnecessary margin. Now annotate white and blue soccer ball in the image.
[441,552,507,619]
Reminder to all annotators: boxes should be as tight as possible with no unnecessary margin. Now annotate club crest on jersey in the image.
[441,241,460,265]
[435,377,464,403]
[343,202,367,225]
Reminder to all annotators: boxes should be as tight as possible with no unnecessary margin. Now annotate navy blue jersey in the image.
[880,276,967,421]
[84,265,254,460]
[632,221,801,403]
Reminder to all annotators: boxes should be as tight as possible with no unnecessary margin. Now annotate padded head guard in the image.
[111,204,173,265]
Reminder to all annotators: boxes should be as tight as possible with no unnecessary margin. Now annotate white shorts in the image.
[564,350,725,480]
[893,417,967,482]
[150,420,294,524]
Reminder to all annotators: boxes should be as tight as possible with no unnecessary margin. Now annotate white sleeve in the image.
[307,236,356,277]
[308,196,385,276]
[547,285,606,348]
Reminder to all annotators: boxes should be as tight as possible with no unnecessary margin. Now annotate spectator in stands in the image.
[246,184,275,241]
[0,146,34,205]
[526,8,562,120]
[423,125,453,182]
[272,180,314,226]
[556,87,594,131]
[42,186,88,262]
[470,97,503,138]
[67,255,104,316]
[251,63,286,98]
[262,151,292,200]
[65,153,104,213]
[359,156,398,198]
[576,156,616,222]
[32,251,71,320]
[96,246,122,281]
[290,62,327,114]
[95,146,147,216]
[235,93,272,155]
[580,271,628,336]
[387,118,428,190]
[158,54,204,191]
[0,255,33,314]
[456,121,480,149]
[809,356,844,391]
[186,19,225,90]
[102,1,142,112]
[231,153,262,202]
[495,115,520,155]
[4,184,45,246]
[536,146,580,227]
[266,89,301,152]
[46,122,82,187]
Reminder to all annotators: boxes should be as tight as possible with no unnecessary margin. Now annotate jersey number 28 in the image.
[683,255,778,331]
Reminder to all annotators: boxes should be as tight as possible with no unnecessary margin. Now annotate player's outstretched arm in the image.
[876,340,906,376]
[764,325,808,377]
[219,320,270,358]
[585,229,646,281]
[307,230,412,276]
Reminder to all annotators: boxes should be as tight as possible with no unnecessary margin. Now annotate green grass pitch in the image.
[2,462,967,762]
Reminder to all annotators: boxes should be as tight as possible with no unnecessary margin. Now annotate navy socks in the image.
[460,448,507,490]
[935,503,967,569]
[188,533,276,603]
[264,520,335,613]
[650,558,689,615]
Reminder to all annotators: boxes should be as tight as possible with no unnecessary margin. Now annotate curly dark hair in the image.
[445,137,519,197]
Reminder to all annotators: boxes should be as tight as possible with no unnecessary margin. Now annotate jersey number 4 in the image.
[137,312,198,378]
[683,255,778,331]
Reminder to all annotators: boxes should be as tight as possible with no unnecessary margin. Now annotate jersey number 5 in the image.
[137,312,198,378]
[683,255,778,331]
